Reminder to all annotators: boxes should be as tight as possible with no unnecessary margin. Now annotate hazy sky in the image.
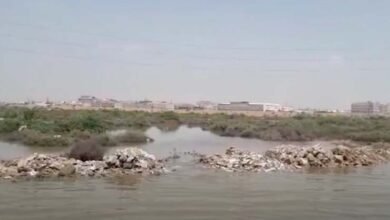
[1,0,390,109]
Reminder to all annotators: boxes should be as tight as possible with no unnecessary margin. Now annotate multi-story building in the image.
[152,101,175,111]
[379,103,390,114]
[218,102,261,111]
[281,106,294,112]
[196,101,217,110]
[99,99,118,108]
[261,103,283,112]
[116,100,174,111]
[217,101,282,112]
[174,103,197,111]
[351,101,380,114]
[78,95,100,107]
[77,96,118,108]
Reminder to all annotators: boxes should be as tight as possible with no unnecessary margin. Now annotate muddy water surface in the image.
[1,126,389,220]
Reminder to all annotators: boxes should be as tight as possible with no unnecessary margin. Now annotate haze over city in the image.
[1,0,390,109]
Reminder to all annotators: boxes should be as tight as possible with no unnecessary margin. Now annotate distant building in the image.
[174,103,197,111]
[34,102,50,108]
[78,95,99,107]
[218,102,260,111]
[379,103,390,114]
[77,96,118,108]
[100,99,118,108]
[217,101,282,112]
[151,101,175,111]
[133,100,153,109]
[261,103,283,112]
[281,106,294,112]
[117,100,174,111]
[196,101,217,110]
[351,101,380,114]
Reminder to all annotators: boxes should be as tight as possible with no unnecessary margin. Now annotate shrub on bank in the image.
[155,120,180,132]
[158,111,180,122]
[29,119,60,134]
[112,130,151,144]
[68,139,105,161]
[20,129,70,147]
[1,131,23,142]
[95,134,118,147]
[0,118,21,133]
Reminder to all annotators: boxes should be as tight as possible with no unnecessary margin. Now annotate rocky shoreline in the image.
[0,148,167,180]
[198,145,390,172]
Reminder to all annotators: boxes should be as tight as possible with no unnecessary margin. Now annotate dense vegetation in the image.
[181,113,390,143]
[0,107,159,147]
[1,106,390,147]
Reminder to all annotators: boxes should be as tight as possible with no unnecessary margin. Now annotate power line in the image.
[2,33,387,63]
[186,54,389,62]
[0,46,163,67]
[0,33,93,49]
[2,20,390,52]
[2,46,390,72]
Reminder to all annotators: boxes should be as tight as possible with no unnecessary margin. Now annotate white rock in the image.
[29,170,38,177]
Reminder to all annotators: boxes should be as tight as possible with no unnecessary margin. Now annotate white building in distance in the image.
[217,101,284,112]
[351,101,380,114]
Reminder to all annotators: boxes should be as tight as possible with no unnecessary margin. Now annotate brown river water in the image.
[1,126,390,220]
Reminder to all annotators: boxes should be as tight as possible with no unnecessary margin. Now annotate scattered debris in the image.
[199,145,390,172]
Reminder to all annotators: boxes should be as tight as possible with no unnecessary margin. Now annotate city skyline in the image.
[4,94,390,112]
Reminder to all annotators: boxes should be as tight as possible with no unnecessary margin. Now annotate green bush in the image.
[22,109,36,122]
[112,130,150,144]
[29,120,60,133]
[78,115,105,132]
[240,126,258,138]
[159,111,180,121]
[20,129,70,147]
[156,120,180,132]
[67,114,107,133]
[95,134,118,147]
[0,119,21,133]
[69,130,93,139]
[0,108,18,118]
[2,132,23,142]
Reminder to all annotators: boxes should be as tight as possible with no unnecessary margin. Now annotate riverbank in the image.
[2,107,390,147]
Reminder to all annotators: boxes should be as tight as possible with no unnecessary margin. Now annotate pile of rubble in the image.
[0,147,167,180]
[103,148,166,175]
[199,147,287,172]
[266,145,390,168]
[199,145,390,172]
